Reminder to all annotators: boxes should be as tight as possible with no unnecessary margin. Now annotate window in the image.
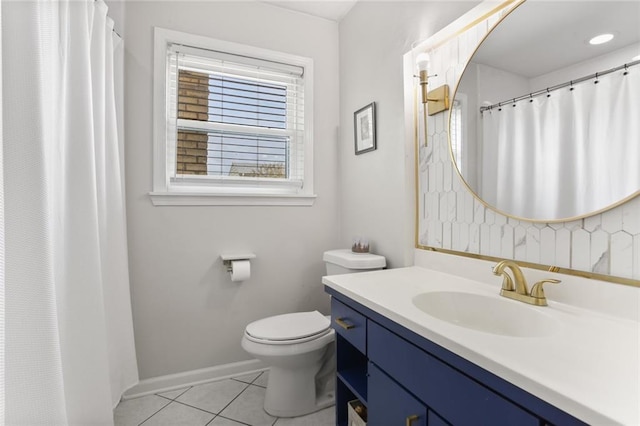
[151,28,315,206]
[450,93,471,179]
[450,99,463,169]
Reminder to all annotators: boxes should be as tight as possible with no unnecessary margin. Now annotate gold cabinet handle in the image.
[334,317,354,330]
[406,414,419,426]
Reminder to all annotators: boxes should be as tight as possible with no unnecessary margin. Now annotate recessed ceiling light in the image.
[589,33,614,45]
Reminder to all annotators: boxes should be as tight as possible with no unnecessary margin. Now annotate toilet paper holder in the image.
[220,253,256,272]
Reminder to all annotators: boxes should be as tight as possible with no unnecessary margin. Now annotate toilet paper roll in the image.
[230,260,251,282]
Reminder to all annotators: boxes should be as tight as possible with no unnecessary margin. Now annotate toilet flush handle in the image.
[335,318,355,330]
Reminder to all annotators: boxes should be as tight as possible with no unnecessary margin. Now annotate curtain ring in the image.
[594,72,599,84]
[498,102,502,111]
[512,98,516,107]
[569,80,574,91]
[529,94,533,103]
[623,64,628,76]
[546,88,551,98]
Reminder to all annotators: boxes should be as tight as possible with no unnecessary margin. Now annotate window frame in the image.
[150,27,316,206]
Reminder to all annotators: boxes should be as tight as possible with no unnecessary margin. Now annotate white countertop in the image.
[323,266,640,425]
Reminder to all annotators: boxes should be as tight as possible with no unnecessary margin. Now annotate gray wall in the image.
[337,1,478,269]
[121,0,484,380]
[123,1,340,379]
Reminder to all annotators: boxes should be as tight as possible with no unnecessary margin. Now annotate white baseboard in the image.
[122,359,267,400]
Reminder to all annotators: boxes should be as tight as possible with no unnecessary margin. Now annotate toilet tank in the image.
[323,249,386,275]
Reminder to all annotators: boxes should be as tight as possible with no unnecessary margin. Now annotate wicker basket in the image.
[347,400,367,426]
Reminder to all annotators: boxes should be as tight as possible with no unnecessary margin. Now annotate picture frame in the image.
[354,102,376,155]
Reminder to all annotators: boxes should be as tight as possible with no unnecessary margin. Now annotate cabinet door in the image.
[368,363,427,426]
[428,410,450,426]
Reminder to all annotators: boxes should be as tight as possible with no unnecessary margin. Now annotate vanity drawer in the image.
[368,321,539,426]
[368,362,427,426]
[331,297,366,354]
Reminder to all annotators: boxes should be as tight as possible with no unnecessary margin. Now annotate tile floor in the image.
[114,370,335,426]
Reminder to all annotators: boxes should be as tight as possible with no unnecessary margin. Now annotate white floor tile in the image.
[209,416,251,426]
[157,386,191,400]
[176,379,248,414]
[113,370,336,426]
[252,371,269,388]
[114,395,171,426]
[273,406,335,426]
[232,371,262,384]
[219,385,276,426]
[141,401,214,426]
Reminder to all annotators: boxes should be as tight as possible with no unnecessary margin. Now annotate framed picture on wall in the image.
[354,102,376,155]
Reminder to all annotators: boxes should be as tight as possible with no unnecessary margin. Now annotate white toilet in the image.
[241,249,386,418]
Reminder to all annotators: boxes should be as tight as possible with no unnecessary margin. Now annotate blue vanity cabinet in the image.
[327,288,587,426]
[368,362,427,426]
[331,297,369,426]
[368,320,538,426]
[331,297,366,353]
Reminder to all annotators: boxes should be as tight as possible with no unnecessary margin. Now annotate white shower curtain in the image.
[2,1,138,424]
[481,66,640,219]
[0,0,5,422]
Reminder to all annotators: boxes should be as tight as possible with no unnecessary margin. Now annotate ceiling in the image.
[472,1,640,78]
[262,0,358,22]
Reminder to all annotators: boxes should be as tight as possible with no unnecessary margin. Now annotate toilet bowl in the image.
[241,249,386,418]
[241,311,336,417]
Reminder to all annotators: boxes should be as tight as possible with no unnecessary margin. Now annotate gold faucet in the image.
[492,260,560,306]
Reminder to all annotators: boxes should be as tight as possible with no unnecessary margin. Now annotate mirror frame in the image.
[413,0,639,288]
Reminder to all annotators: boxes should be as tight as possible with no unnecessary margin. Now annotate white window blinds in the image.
[166,43,306,190]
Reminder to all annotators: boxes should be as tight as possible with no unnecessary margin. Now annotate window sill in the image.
[149,191,317,206]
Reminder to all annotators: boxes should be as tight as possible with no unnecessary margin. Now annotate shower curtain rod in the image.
[479,59,640,113]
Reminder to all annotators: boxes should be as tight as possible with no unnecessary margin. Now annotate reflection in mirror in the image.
[451,1,640,221]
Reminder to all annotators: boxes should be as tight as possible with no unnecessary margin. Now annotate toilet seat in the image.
[245,311,330,345]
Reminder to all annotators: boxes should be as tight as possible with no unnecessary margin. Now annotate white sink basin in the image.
[412,291,558,337]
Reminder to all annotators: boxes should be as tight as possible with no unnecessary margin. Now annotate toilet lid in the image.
[245,311,330,341]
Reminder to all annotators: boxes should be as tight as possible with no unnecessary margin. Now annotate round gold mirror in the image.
[450,1,640,222]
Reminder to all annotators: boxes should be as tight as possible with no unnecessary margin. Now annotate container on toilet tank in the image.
[323,249,386,275]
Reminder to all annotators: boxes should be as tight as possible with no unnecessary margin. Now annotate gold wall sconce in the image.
[416,53,450,116]
[416,52,450,147]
